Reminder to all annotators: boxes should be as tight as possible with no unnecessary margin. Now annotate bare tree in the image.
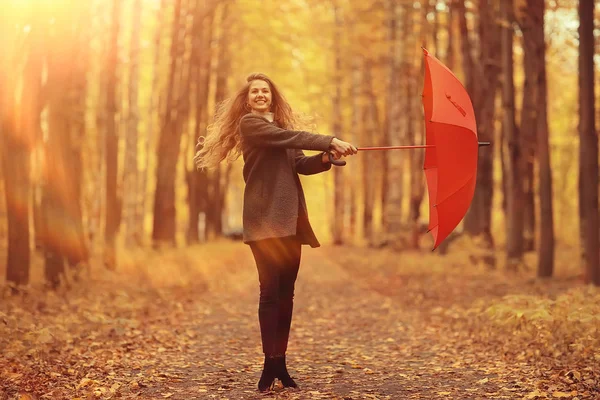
[347,54,364,242]
[383,1,404,245]
[187,2,215,244]
[516,1,537,252]
[408,0,430,249]
[69,0,92,276]
[42,0,90,287]
[526,0,554,278]
[444,0,456,69]
[206,1,232,239]
[578,0,599,285]
[105,0,122,267]
[331,0,344,245]
[501,0,525,269]
[1,14,36,287]
[123,0,143,246]
[153,0,184,245]
[459,0,501,260]
[139,0,167,244]
[362,61,377,244]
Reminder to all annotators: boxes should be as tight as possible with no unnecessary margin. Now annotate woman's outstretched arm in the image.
[294,150,332,175]
[239,114,333,151]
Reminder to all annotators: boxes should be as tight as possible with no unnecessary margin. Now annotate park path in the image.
[136,244,536,400]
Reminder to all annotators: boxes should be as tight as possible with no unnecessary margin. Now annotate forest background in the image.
[1,0,600,398]
[1,0,600,283]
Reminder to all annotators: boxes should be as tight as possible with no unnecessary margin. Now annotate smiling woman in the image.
[193,72,357,392]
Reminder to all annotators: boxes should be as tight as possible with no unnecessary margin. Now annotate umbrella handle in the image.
[329,142,491,166]
[328,152,347,166]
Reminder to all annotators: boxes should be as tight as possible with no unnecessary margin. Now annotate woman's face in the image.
[247,80,272,113]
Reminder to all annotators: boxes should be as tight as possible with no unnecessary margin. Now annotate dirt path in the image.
[135,245,537,400]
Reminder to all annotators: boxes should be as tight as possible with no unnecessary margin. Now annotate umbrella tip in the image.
[422,47,429,55]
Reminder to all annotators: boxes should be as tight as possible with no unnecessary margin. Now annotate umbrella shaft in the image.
[357,145,434,151]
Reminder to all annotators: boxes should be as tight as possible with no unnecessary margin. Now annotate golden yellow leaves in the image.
[1,242,599,399]
[525,389,581,399]
[72,378,123,398]
[16,394,37,400]
[481,289,600,365]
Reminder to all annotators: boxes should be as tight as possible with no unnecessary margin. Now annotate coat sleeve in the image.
[239,114,334,151]
[294,150,332,175]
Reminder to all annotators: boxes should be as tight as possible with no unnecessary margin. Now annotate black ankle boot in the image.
[275,355,298,388]
[258,356,277,392]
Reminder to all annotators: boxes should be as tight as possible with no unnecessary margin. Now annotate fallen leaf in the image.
[17,394,37,400]
[552,392,576,398]
[525,389,549,399]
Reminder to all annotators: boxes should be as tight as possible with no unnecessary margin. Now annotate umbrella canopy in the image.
[328,48,486,250]
[422,48,478,249]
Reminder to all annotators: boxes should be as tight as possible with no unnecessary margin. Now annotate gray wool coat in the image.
[239,113,335,247]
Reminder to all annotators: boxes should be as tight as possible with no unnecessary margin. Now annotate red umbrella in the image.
[329,48,489,250]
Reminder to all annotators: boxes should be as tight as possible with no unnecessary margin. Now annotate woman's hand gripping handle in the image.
[327,138,358,167]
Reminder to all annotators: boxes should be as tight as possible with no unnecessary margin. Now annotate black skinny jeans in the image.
[249,236,301,356]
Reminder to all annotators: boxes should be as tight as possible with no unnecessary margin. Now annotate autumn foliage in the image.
[1,241,599,399]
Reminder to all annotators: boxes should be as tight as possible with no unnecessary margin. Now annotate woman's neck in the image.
[252,110,274,122]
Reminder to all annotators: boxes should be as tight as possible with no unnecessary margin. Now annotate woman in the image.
[195,73,357,392]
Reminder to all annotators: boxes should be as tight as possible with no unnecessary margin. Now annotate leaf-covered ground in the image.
[1,241,599,399]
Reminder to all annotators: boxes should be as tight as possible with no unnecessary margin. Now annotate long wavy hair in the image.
[194,73,314,170]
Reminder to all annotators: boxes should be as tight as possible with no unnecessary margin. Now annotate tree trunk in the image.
[362,61,376,245]
[0,166,4,245]
[174,0,196,240]
[29,19,46,253]
[1,29,33,287]
[105,0,121,267]
[139,0,167,245]
[42,1,90,288]
[187,5,214,244]
[124,0,142,246]
[460,0,500,256]
[408,0,430,249]
[457,1,475,104]
[205,2,231,239]
[578,0,599,286]
[69,0,92,274]
[502,0,524,270]
[153,0,183,245]
[431,0,440,54]
[331,1,344,245]
[383,1,404,245]
[187,0,204,245]
[91,3,108,255]
[349,55,362,241]
[445,0,455,69]
[527,0,554,278]
[522,154,535,251]
[518,7,537,253]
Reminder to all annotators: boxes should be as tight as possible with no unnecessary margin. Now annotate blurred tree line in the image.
[0,0,598,289]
